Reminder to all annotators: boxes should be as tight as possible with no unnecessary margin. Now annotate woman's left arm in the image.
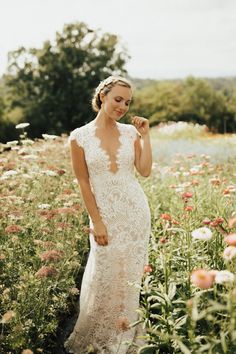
[131,116,152,177]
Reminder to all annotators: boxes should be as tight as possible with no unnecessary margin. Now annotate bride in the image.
[64,75,152,353]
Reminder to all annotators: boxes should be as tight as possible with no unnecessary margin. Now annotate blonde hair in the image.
[91,76,133,112]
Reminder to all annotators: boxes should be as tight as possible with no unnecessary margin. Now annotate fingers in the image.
[131,116,146,128]
[94,234,108,246]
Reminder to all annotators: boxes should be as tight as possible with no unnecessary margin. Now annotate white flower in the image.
[22,173,33,179]
[21,139,34,145]
[38,203,51,209]
[15,123,30,129]
[191,227,212,241]
[22,155,38,159]
[42,170,58,177]
[173,172,181,177]
[223,246,236,261]
[1,170,18,179]
[215,270,235,284]
[6,140,19,146]
[42,134,58,140]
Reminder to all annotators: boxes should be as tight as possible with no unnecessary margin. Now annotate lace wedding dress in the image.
[64,120,151,354]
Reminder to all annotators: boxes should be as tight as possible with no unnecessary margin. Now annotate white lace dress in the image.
[64,120,151,354]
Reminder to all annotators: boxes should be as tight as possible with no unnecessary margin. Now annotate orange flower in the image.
[214,217,224,225]
[210,218,224,227]
[191,179,199,186]
[35,266,58,278]
[159,237,168,244]
[5,224,22,234]
[62,189,73,195]
[185,206,194,212]
[190,269,215,289]
[161,213,172,221]
[57,169,66,175]
[223,188,231,195]
[209,178,221,186]
[55,207,76,215]
[144,264,153,273]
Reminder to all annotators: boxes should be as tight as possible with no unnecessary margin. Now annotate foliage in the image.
[0,126,236,353]
[129,76,236,133]
[3,22,129,141]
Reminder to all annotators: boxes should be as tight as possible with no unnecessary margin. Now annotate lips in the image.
[115,110,123,115]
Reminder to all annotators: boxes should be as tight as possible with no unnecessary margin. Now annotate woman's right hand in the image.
[92,219,108,246]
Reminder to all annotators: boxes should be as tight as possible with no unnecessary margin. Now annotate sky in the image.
[0,0,236,80]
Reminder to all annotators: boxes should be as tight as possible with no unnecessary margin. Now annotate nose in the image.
[119,101,128,111]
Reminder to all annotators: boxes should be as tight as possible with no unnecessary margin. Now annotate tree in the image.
[5,22,130,138]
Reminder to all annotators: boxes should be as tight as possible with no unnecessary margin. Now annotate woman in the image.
[64,75,152,354]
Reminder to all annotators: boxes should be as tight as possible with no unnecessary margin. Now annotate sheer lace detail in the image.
[65,121,151,353]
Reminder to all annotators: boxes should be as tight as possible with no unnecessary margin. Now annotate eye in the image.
[115,98,121,102]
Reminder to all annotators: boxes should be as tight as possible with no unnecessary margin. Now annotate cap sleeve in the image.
[68,128,84,148]
[129,124,141,140]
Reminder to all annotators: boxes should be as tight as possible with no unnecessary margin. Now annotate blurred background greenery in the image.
[0,21,236,143]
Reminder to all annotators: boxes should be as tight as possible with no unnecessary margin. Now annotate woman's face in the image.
[101,84,132,121]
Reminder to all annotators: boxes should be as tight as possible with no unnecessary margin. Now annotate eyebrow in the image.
[115,96,132,102]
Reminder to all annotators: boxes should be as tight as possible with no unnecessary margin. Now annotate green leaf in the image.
[168,282,176,300]
[138,345,159,354]
[176,340,191,354]
[174,315,187,329]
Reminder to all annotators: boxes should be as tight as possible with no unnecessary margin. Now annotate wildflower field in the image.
[0,122,236,354]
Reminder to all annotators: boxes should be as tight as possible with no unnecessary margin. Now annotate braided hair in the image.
[91,76,133,112]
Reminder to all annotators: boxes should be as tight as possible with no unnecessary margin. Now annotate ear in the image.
[99,92,105,103]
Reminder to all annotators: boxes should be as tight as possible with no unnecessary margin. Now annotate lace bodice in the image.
[68,120,140,179]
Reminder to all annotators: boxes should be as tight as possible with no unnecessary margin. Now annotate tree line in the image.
[0,21,235,143]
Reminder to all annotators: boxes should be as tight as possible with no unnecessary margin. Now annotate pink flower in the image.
[190,269,214,289]
[224,233,236,247]
[202,218,211,225]
[39,250,64,262]
[182,192,193,199]
[223,246,236,261]
[35,266,58,278]
[5,224,22,234]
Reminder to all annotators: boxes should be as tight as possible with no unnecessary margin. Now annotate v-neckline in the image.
[90,120,123,175]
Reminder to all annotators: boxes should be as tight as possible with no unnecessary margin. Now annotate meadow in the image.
[0,122,236,354]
